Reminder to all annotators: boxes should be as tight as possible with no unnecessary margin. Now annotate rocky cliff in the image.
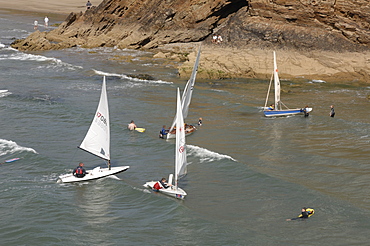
[11,0,370,82]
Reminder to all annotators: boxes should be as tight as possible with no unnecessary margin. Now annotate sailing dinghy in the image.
[263,51,312,117]
[144,88,187,199]
[165,47,201,139]
[58,76,129,183]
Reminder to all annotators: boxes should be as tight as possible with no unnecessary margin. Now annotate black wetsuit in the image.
[159,180,169,189]
[159,128,168,138]
[290,211,310,220]
[330,107,335,117]
[300,211,309,218]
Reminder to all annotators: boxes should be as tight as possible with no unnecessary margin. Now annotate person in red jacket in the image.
[153,178,172,190]
[73,162,87,178]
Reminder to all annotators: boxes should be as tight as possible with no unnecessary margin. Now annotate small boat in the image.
[263,51,312,117]
[144,88,188,199]
[166,47,201,139]
[58,76,129,183]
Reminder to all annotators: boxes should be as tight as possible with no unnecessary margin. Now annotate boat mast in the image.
[273,51,281,110]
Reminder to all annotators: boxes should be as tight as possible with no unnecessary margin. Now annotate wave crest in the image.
[187,145,236,163]
[0,139,38,156]
[93,69,172,84]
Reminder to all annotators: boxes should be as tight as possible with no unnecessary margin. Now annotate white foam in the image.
[187,144,236,163]
[210,89,226,93]
[0,90,11,98]
[0,139,38,156]
[0,43,5,48]
[0,52,83,70]
[309,79,326,83]
[93,69,172,84]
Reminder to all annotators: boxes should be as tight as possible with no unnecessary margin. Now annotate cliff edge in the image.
[11,0,370,82]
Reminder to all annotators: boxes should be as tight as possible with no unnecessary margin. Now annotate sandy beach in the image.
[0,0,92,15]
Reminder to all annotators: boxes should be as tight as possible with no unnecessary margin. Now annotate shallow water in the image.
[1,11,370,245]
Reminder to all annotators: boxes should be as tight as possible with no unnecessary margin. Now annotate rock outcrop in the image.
[11,0,370,82]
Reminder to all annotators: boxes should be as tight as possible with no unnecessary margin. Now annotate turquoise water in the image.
[1,10,370,245]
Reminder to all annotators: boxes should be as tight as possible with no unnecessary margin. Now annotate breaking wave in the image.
[0,51,83,70]
[187,144,236,163]
[0,90,11,98]
[0,139,38,157]
[93,69,173,84]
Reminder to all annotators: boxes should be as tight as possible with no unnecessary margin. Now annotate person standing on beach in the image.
[86,0,92,9]
[34,20,38,30]
[329,105,335,117]
[44,16,49,28]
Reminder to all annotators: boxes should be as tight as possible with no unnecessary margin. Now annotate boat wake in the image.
[0,139,38,156]
[187,145,236,163]
[93,69,172,84]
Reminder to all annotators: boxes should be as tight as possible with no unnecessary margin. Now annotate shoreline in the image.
[3,1,370,83]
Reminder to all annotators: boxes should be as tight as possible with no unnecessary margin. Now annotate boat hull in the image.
[143,181,187,200]
[263,108,313,117]
[58,166,130,183]
[166,125,196,139]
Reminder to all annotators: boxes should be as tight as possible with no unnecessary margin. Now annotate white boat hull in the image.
[143,181,187,200]
[58,166,129,183]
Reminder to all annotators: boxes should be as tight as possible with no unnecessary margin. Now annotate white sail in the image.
[169,47,201,133]
[181,47,201,119]
[273,51,281,110]
[175,87,187,188]
[79,76,110,161]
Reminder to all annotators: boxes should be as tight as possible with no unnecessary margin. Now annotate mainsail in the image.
[169,47,201,133]
[79,76,110,161]
[175,87,187,188]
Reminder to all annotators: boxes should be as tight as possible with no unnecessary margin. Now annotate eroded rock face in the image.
[10,0,370,81]
[11,0,370,51]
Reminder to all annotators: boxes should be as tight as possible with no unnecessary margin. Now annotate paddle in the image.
[1,157,21,165]
[135,128,145,133]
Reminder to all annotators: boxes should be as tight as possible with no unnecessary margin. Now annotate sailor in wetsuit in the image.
[73,162,87,178]
[286,207,314,221]
[159,178,171,189]
[330,105,335,117]
[159,125,168,138]
[153,178,172,190]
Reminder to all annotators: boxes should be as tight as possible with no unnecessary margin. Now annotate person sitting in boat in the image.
[153,178,172,190]
[73,162,87,178]
[127,120,137,131]
[159,125,168,138]
[268,104,275,110]
[286,207,314,221]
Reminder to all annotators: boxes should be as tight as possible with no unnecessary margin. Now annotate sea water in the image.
[1,10,370,245]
